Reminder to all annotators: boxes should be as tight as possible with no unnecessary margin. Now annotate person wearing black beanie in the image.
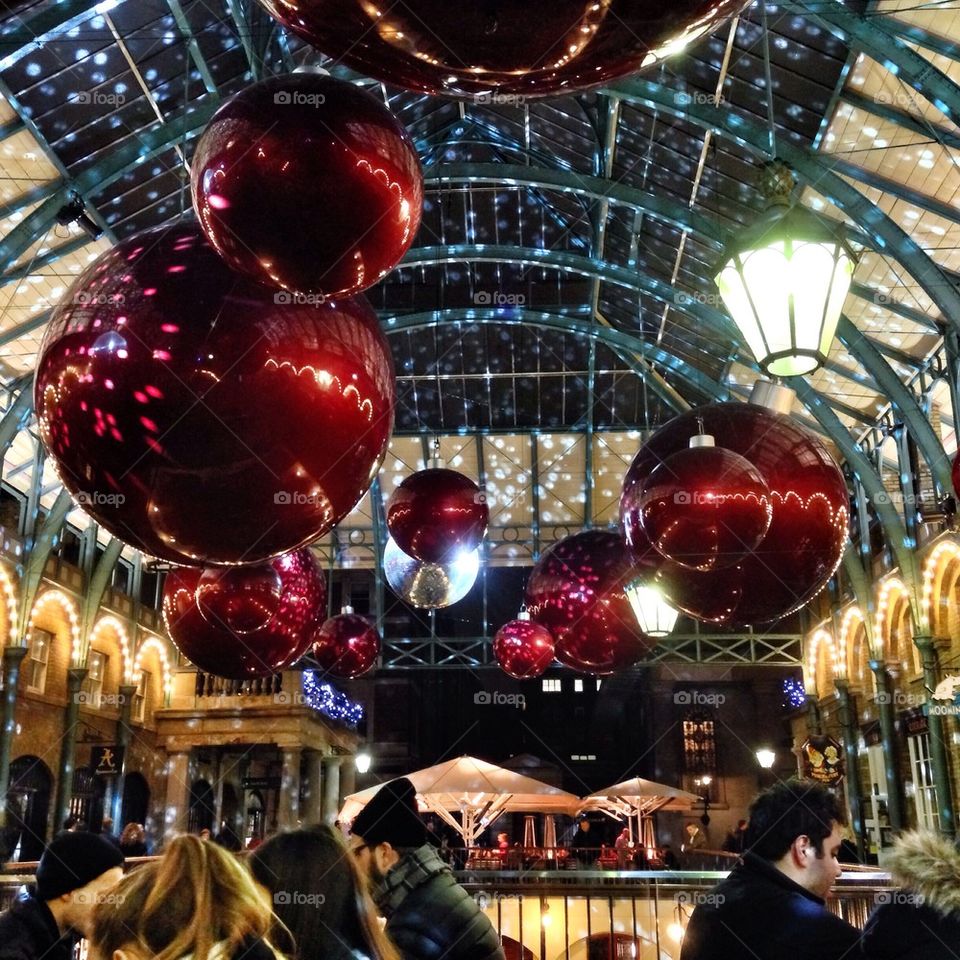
[349,778,504,960]
[0,831,125,960]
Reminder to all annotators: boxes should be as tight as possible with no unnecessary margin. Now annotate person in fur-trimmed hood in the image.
[861,830,960,959]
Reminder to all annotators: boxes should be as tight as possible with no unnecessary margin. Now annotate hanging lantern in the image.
[714,160,857,378]
[624,578,679,638]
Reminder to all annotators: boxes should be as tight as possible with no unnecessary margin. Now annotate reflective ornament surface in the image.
[386,467,488,563]
[493,616,555,679]
[621,403,848,625]
[638,444,771,570]
[192,74,422,298]
[35,223,395,566]
[254,0,748,99]
[383,536,479,608]
[196,563,284,634]
[312,612,380,678]
[524,530,654,674]
[161,549,326,679]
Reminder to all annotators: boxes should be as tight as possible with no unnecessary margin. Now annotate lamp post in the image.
[355,751,372,774]
[714,160,857,377]
[694,774,712,827]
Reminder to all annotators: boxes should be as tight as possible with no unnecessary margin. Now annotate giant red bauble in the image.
[493,616,555,679]
[35,223,395,566]
[192,74,423,298]
[621,403,849,625]
[196,563,284,634]
[312,612,380,679]
[386,468,488,563]
[638,443,772,571]
[254,0,748,99]
[162,549,326,679]
[524,530,654,675]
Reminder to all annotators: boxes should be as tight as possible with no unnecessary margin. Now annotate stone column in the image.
[914,635,956,837]
[112,683,138,828]
[301,750,324,827]
[321,756,341,825]
[53,667,88,831]
[870,660,904,831]
[163,749,191,845]
[340,756,357,805]
[277,747,302,830]
[0,647,27,837]
[835,680,867,860]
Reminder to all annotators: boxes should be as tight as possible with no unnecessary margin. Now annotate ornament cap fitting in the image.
[341,604,354,615]
[689,433,715,449]
[517,610,531,621]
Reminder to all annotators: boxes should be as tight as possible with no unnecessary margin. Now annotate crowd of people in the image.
[0,778,956,960]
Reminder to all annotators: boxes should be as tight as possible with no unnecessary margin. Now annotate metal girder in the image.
[605,77,960,328]
[424,163,727,245]
[0,386,31,462]
[829,156,960,229]
[838,315,952,492]
[15,487,72,640]
[0,236,90,287]
[79,537,122,656]
[789,377,920,596]
[166,0,221,99]
[848,282,940,332]
[0,1,107,68]
[803,4,960,122]
[839,89,960,151]
[369,476,386,634]
[378,632,803,669]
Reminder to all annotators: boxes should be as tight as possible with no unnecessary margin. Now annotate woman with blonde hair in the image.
[249,825,400,960]
[91,835,280,960]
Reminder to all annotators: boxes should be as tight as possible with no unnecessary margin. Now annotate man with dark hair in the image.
[349,777,504,960]
[679,779,861,960]
[0,832,124,960]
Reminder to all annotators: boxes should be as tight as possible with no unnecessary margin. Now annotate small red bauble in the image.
[312,610,380,679]
[161,549,326,679]
[196,563,283,634]
[192,74,423,298]
[386,468,489,563]
[493,614,555,679]
[637,439,772,571]
[35,223,395,566]
[254,0,748,99]
[621,403,848,625]
[524,530,654,675]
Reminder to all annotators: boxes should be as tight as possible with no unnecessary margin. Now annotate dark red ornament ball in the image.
[386,467,489,563]
[638,443,772,571]
[312,611,381,679]
[35,223,395,566]
[196,563,284,634]
[621,403,848,625]
[493,616,555,679]
[192,74,423,298]
[162,549,326,679]
[524,530,654,675]
[254,0,748,99]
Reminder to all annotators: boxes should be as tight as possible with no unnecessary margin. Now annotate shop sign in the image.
[801,736,844,785]
[92,745,123,776]
[900,706,928,736]
[242,777,281,790]
[924,675,960,717]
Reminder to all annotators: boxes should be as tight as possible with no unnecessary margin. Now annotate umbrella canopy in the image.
[580,777,700,817]
[339,755,581,845]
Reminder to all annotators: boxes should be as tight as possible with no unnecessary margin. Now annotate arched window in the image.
[682,708,718,799]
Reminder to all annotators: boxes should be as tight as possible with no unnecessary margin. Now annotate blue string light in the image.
[302,671,364,727]
[783,677,806,710]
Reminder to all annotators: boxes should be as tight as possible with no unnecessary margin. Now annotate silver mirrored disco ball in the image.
[383,536,480,608]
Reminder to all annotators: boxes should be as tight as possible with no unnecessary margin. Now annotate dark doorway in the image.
[5,756,52,861]
[188,780,215,834]
[70,767,107,831]
[121,772,149,827]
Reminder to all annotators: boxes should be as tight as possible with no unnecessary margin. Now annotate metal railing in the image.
[1,859,891,958]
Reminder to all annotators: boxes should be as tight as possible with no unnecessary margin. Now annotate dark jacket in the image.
[375,844,505,960]
[0,894,75,960]
[861,831,960,960]
[678,851,861,960]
